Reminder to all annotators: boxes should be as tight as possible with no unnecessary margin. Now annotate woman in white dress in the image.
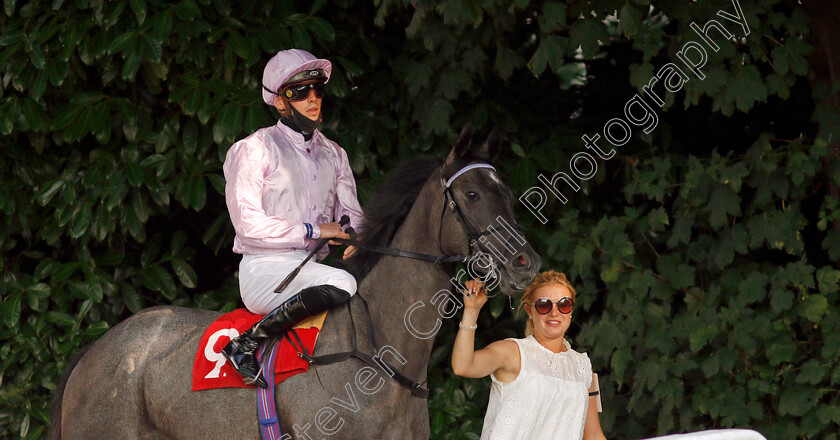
[452,271,607,440]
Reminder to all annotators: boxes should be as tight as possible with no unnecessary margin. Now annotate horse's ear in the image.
[476,127,501,163]
[445,123,472,166]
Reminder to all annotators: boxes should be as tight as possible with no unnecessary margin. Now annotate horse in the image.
[50,125,542,440]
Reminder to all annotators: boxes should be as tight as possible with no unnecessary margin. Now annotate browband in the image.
[445,163,496,188]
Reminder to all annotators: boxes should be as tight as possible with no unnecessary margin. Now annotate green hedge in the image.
[1,0,837,439]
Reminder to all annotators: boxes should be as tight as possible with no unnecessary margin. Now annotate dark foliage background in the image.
[1,0,838,439]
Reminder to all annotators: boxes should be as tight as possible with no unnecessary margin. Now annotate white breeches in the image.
[238,250,357,314]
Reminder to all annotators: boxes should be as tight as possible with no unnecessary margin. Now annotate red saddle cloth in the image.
[191,308,320,391]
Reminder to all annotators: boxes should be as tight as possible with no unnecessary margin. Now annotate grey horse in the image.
[50,126,541,439]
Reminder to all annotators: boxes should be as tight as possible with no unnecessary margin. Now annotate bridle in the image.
[334,161,525,268]
[438,162,525,269]
[294,162,527,398]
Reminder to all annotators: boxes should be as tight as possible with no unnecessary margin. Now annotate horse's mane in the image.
[345,156,443,280]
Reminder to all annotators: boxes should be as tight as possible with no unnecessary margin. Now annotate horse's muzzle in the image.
[498,248,541,294]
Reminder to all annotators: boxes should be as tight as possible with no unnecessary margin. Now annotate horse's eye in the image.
[466,191,479,200]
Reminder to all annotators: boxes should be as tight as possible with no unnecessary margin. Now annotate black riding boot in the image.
[221,285,351,388]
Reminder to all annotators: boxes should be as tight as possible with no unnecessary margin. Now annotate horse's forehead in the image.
[486,170,504,186]
[470,168,505,190]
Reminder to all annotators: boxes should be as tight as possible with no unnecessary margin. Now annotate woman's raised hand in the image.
[462,279,488,312]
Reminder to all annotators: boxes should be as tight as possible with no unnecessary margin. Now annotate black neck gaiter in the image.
[281,105,320,141]
[280,117,313,141]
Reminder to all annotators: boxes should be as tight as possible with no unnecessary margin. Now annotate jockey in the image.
[220,49,364,388]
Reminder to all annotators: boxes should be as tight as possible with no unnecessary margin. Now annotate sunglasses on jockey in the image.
[263,69,327,102]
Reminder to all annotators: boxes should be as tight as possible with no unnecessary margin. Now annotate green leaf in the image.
[228,30,249,59]
[140,234,161,267]
[169,230,186,256]
[141,36,162,62]
[84,321,110,336]
[690,324,718,353]
[291,24,311,49]
[153,9,174,41]
[107,31,137,55]
[121,50,142,80]
[173,0,200,20]
[307,16,335,41]
[2,292,21,329]
[52,262,80,282]
[708,185,740,228]
[737,272,768,305]
[419,98,453,136]
[600,263,619,284]
[779,387,812,417]
[19,413,29,438]
[489,293,504,318]
[46,311,75,327]
[570,18,609,59]
[495,46,522,81]
[207,174,225,194]
[795,360,824,385]
[541,2,566,31]
[799,294,828,323]
[770,285,793,313]
[187,175,206,210]
[618,4,643,37]
[34,260,58,281]
[527,35,564,76]
[771,37,811,76]
[132,191,150,223]
[22,98,48,131]
[139,266,167,296]
[130,0,146,24]
[26,40,46,70]
[817,406,840,425]
[36,179,65,206]
[766,340,797,366]
[724,65,767,113]
[71,201,92,239]
[702,353,719,377]
[121,284,144,313]
[816,267,840,294]
[213,103,234,144]
[171,258,197,289]
[0,29,23,45]
[629,63,655,91]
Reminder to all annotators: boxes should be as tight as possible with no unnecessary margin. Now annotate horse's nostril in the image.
[515,255,527,268]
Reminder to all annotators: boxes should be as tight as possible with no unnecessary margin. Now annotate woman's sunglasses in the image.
[530,297,574,315]
[282,81,326,101]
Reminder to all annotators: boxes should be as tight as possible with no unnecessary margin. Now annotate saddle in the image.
[191,308,326,391]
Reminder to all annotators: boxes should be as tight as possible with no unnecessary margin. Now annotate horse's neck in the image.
[358,179,454,379]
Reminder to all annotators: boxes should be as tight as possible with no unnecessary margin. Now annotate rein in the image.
[334,162,522,267]
[330,237,469,265]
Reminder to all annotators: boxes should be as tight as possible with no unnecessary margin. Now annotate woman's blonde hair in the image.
[518,270,577,336]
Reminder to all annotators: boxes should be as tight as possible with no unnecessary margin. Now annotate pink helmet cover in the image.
[261,49,332,105]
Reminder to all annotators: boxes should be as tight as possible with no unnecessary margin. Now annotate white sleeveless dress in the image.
[480,336,592,440]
